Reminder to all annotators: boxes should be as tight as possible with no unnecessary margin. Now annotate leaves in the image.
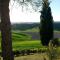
[11,0,42,12]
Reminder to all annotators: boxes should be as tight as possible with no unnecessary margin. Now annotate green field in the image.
[0,31,60,51]
[12,31,44,51]
[0,31,45,51]
[0,31,60,60]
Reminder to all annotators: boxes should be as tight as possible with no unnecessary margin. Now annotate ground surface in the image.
[1,53,60,60]
[0,53,49,60]
[14,53,49,60]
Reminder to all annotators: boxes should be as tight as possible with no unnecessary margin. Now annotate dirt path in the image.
[1,53,60,60]
[14,53,49,60]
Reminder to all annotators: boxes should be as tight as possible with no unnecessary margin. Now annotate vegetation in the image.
[0,32,45,51]
[52,38,60,46]
[0,28,60,51]
[40,0,53,46]
[0,0,60,60]
[12,40,42,51]
[11,23,39,31]
[0,31,49,57]
[12,32,31,41]
[10,22,60,32]
[54,22,60,31]
[23,27,39,32]
[0,28,60,60]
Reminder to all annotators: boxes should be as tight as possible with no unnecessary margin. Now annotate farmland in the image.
[0,31,60,51]
[0,29,60,60]
[0,31,44,51]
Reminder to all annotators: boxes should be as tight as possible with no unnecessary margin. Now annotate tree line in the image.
[11,22,60,31]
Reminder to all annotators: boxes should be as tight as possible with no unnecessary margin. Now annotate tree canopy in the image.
[10,0,42,12]
[40,0,53,46]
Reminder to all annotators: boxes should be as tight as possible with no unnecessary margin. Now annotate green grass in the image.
[12,27,39,32]
[0,31,44,51]
[12,40,44,51]
[12,32,31,41]
[0,31,60,51]
[23,27,39,32]
[0,31,60,60]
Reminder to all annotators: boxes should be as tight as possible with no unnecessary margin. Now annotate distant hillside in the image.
[23,27,39,32]
[11,22,60,31]
[11,23,40,31]
[54,22,60,31]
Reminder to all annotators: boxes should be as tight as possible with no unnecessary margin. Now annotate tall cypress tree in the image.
[40,0,53,46]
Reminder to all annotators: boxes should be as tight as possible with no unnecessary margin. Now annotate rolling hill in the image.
[11,22,60,31]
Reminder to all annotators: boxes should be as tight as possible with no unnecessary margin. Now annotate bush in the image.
[53,38,60,46]
[13,50,21,57]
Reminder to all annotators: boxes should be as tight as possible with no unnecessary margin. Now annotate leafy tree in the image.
[0,0,14,60]
[10,0,42,12]
[40,0,53,46]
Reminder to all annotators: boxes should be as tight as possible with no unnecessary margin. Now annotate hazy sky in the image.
[10,0,60,23]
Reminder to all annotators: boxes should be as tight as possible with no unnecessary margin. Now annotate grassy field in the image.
[0,31,60,51]
[0,31,60,60]
[12,40,43,51]
[0,31,45,51]
[22,27,39,32]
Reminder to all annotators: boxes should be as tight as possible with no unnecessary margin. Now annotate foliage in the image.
[24,27,39,32]
[12,32,32,41]
[0,31,45,51]
[10,22,60,31]
[53,38,60,46]
[12,40,43,51]
[40,0,53,46]
[11,0,42,12]
[11,23,39,31]
[54,22,60,31]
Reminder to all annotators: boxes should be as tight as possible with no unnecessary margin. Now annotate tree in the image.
[0,0,14,60]
[40,0,53,46]
[10,0,42,12]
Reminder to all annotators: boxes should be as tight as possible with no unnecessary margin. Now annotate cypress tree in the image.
[40,0,53,46]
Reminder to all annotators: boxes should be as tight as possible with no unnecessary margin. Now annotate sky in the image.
[10,0,60,23]
[50,0,60,22]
